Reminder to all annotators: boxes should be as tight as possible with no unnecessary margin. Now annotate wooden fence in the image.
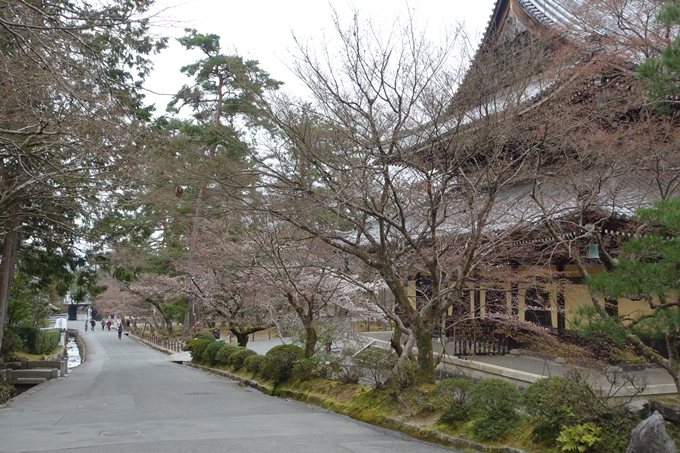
[135,332,185,353]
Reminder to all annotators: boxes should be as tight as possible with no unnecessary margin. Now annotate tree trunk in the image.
[413,320,436,385]
[0,206,21,353]
[304,322,317,358]
[232,329,249,347]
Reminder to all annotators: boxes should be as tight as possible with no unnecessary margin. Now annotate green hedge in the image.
[202,342,224,366]
[184,339,214,364]
[244,354,264,374]
[228,348,257,371]
[216,344,241,366]
[258,344,304,383]
[13,327,61,355]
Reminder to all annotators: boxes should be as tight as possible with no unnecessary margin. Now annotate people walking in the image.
[90,319,96,331]
[106,320,112,331]
[117,323,123,340]
[101,320,105,331]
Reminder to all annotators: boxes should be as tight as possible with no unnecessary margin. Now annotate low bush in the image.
[258,344,304,383]
[469,378,521,440]
[13,327,61,355]
[352,347,396,389]
[0,328,23,356]
[215,344,241,366]
[291,357,318,382]
[185,339,214,364]
[192,331,217,341]
[228,348,257,371]
[431,378,475,424]
[244,354,264,374]
[557,422,602,453]
[523,376,599,443]
[472,411,519,441]
[202,341,224,366]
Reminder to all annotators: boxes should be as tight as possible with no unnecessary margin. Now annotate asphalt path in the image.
[0,327,468,453]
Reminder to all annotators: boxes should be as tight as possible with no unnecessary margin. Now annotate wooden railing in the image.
[134,331,186,353]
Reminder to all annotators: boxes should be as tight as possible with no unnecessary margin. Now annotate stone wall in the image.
[0,382,14,405]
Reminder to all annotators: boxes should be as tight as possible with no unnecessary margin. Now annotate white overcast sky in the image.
[144,0,497,113]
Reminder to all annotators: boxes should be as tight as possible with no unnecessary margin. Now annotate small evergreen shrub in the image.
[469,378,521,440]
[291,357,318,382]
[202,341,224,366]
[243,354,264,374]
[432,378,475,424]
[472,411,519,441]
[13,327,61,355]
[524,376,598,443]
[215,344,241,366]
[228,348,257,370]
[258,344,304,383]
[185,339,214,364]
[0,328,23,356]
[192,331,217,341]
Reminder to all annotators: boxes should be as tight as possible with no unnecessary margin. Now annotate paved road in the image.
[0,326,468,453]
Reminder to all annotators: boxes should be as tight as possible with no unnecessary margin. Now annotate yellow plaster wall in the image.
[479,282,511,316]
[618,297,653,320]
[562,284,655,326]
[407,280,416,310]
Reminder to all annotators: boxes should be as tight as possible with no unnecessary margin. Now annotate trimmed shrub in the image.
[433,378,475,424]
[215,344,241,366]
[524,375,636,452]
[184,338,207,352]
[291,357,318,382]
[202,341,224,366]
[228,348,257,371]
[523,376,599,443]
[14,327,61,355]
[243,354,265,374]
[472,411,520,441]
[469,378,521,440]
[192,331,217,341]
[185,339,214,364]
[0,328,23,356]
[258,344,304,383]
[352,347,396,389]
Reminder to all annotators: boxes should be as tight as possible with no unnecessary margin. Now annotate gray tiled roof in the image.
[516,0,581,27]
[481,0,584,46]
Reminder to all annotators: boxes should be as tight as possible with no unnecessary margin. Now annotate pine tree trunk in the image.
[0,210,21,353]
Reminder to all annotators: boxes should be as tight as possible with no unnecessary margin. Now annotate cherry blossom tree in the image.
[248,219,384,357]
[243,12,553,383]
